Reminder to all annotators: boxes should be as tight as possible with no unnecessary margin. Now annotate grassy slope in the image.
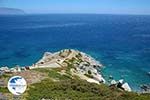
[24,68,150,100]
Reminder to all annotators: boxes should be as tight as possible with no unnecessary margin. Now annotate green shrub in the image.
[0,87,9,93]
[25,79,150,100]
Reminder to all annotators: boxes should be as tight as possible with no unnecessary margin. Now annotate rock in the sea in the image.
[122,82,132,92]
[111,80,117,85]
[119,79,124,84]
[115,79,132,92]
[140,84,150,93]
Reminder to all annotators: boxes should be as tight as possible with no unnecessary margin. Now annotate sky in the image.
[0,0,150,15]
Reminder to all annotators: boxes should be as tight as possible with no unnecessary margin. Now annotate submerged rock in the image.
[147,72,150,76]
[109,75,113,79]
[140,84,150,93]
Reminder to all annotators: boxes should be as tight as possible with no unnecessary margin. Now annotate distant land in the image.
[0,7,25,15]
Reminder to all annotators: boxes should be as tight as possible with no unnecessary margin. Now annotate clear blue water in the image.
[0,14,150,91]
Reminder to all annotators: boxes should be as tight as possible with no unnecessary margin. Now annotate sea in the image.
[0,14,150,91]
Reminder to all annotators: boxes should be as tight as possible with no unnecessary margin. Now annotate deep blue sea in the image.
[0,14,150,91]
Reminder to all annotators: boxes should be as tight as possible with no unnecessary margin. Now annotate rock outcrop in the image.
[32,49,105,84]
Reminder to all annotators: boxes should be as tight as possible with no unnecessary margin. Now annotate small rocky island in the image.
[0,49,150,100]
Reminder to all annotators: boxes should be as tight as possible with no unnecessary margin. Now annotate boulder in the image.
[122,82,132,92]
[111,80,117,85]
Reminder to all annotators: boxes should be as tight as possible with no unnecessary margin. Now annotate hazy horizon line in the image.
[1,12,150,16]
[1,7,150,16]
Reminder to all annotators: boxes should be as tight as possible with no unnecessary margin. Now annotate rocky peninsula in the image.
[31,49,105,84]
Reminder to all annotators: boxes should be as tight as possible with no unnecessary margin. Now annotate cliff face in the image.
[0,7,25,15]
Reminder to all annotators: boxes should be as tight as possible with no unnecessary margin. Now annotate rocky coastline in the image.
[0,49,143,93]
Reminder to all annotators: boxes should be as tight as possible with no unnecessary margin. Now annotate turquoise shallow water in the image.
[0,14,150,91]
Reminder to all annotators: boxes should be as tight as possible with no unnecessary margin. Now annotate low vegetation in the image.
[26,68,150,100]
[0,74,11,79]
[0,87,9,93]
[33,68,71,80]
[25,78,150,100]
[0,68,150,100]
